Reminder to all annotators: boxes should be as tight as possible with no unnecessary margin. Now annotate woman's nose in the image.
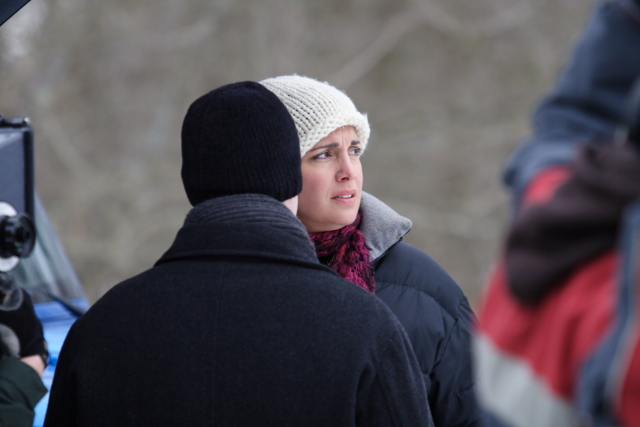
[336,157,356,181]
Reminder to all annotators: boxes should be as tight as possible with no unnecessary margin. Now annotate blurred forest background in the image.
[0,0,598,305]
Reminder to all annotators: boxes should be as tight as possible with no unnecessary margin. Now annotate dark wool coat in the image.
[360,193,479,427]
[44,196,433,427]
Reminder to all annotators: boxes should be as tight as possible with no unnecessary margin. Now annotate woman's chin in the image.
[326,213,359,231]
[299,205,360,232]
[302,215,358,232]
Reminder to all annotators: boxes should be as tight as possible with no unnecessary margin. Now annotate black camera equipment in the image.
[0,115,87,319]
[0,1,51,372]
[0,116,36,312]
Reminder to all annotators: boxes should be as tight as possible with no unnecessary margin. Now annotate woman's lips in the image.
[331,191,357,204]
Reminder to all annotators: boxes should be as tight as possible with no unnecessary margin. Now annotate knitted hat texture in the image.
[260,75,370,157]
[181,81,302,206]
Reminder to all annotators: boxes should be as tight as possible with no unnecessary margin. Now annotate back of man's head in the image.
[181,81,301,206]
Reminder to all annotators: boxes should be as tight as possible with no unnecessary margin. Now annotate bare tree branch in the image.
[40,114,97,184]
[412,0,552,38]
[330,9,425,89]
[330,0,550,89]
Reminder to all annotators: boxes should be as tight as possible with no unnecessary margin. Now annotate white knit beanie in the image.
[260,75,370,157]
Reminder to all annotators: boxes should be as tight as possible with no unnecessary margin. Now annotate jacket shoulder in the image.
[374,242,479,427]
[375,241,467,318]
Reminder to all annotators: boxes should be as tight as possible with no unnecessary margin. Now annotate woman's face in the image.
[298,126,363,232]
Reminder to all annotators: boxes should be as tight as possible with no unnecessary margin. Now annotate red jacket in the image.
[475,166,640,426]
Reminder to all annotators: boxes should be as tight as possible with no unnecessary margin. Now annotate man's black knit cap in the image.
[181,81,302,206]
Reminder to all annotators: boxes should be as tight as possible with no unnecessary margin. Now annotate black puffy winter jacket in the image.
[360,192,480,427]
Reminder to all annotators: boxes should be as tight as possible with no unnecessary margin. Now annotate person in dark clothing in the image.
[0,284,48,427]
[44,81,433,427]
[261,75,478,427]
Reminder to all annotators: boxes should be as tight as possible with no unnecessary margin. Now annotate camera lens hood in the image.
[0,201,36,272]
[1,213,35,258]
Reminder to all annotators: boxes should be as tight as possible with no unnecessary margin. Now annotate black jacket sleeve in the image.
[0,357,47,427]
[375,242,480,427]
[428,298,479,427]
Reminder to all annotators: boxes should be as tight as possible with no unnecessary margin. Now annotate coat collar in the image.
[156,221,330,272]
[156,195,330,272]
[157,193,411,268]
[359,192,412,261]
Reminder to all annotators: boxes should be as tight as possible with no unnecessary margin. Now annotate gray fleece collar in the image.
[359,192,412,261]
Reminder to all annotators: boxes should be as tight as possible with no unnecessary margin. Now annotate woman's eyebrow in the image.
[309,142,339,152]
[309,140,360,152]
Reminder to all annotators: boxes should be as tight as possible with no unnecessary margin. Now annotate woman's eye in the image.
[312,151,331,160]
[349,147,362,156]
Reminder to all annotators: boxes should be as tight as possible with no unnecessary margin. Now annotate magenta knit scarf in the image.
[308,213,375,294]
